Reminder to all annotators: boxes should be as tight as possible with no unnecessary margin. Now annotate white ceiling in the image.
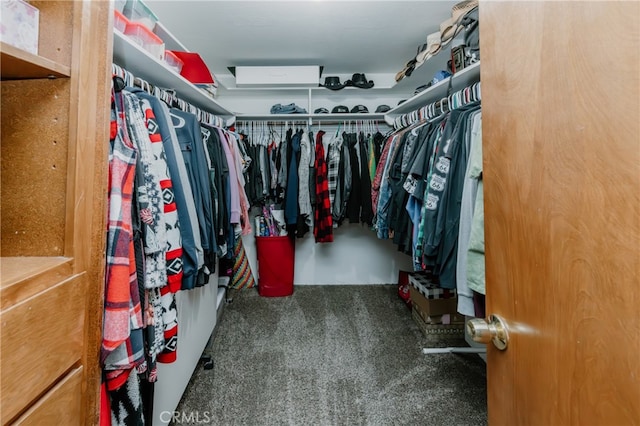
[145,0,459,92]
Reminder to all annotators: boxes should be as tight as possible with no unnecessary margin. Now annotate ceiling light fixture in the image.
[234,65,321,88]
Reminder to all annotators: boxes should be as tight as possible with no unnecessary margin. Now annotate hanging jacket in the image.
[314,130,334,242]
[298,130,312,222]
[358,132,374,226]
[102,90,145,392]
[285,129,300,225]
[123,90,168,290]
[171,108,216,288]
[130,88,202,292]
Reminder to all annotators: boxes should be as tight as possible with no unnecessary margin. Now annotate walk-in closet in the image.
[0,1,638,425]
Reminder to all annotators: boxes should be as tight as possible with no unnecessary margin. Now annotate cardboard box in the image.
[409,284,457,319]
[413,308,465,326]
[412,308,465,340]
[0,0,39,55]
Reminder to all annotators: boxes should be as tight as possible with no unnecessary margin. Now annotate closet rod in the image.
[394,81,481,130]
[112,62,227,128]
[237,113,386,122]
[236,119,386,125]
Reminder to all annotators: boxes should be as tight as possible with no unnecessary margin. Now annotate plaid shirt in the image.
[371,133,395,217]
[102,91,145,388]
[314,131,333,242]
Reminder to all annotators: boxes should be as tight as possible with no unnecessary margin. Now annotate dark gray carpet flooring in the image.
[173,285,487,426]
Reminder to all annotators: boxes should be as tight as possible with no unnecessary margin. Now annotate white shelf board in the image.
[216,286,225,312]
[112,30,235,124]
[384,61,481,122]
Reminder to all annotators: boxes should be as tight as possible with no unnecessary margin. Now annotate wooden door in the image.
[479,2,639,424]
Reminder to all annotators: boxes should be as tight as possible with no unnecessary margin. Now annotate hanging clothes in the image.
[456,112,482,316]
[420,103,481,288]
[170,108,216,287]
[103,90,146,426]
[223,129,253,235]
[103,90,145,371]
[130,89,202,293]
[465,115,485,296]
[358,131,374,226]
[123,90,168,291]
[201,124,231,257]
[284,128,300,225]
[298,130,313,222]
[313,130,334,243]
[328,132,351,225]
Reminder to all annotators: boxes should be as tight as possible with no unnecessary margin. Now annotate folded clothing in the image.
[270,103,307,114]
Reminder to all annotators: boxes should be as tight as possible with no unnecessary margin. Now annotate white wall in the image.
[153,278,218,426]
[219,91,404,116]
[242,218,413,286]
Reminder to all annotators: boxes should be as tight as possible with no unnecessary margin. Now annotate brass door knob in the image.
[467,314,509,350]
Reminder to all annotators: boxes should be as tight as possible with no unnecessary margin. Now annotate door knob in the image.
[466,314,509,350]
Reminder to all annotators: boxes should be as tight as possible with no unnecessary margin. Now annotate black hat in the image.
[375,104,391,113]
[314,107,329,114]
[331,105,349,113]
[350,105,369,113]
[320,76,346,90]
[346,73,374,89]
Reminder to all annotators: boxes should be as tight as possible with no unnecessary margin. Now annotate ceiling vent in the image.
[234,66,320,88]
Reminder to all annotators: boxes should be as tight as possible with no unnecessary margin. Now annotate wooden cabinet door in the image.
[479,2,640,424]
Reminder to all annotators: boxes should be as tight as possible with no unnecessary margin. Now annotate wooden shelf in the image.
[112,30,235,125]
[0,257,73,309]
[0,42,71,80]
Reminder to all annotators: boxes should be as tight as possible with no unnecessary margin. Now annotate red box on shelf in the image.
[164,50,184,74]
[124,21,164,61]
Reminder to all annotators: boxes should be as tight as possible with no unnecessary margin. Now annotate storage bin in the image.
[0,0,39,54]
[121,0,158,31]
[113,10,129,33]
[164,50,184,74]
[124,22,164,61]
[114,0,126,13]
[256,236,295,297]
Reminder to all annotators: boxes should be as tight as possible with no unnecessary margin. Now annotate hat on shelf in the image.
[430,70,452,85]
[346,73,374,89]
[414,84,430,95]
[415,31,442,68]
[396,58,417,82]
[320,76,347,90]
[350,105,369,113]
[314,107,329,114]
[331,105,349,113]
[375,104,391,113]
[440,0,478,45]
